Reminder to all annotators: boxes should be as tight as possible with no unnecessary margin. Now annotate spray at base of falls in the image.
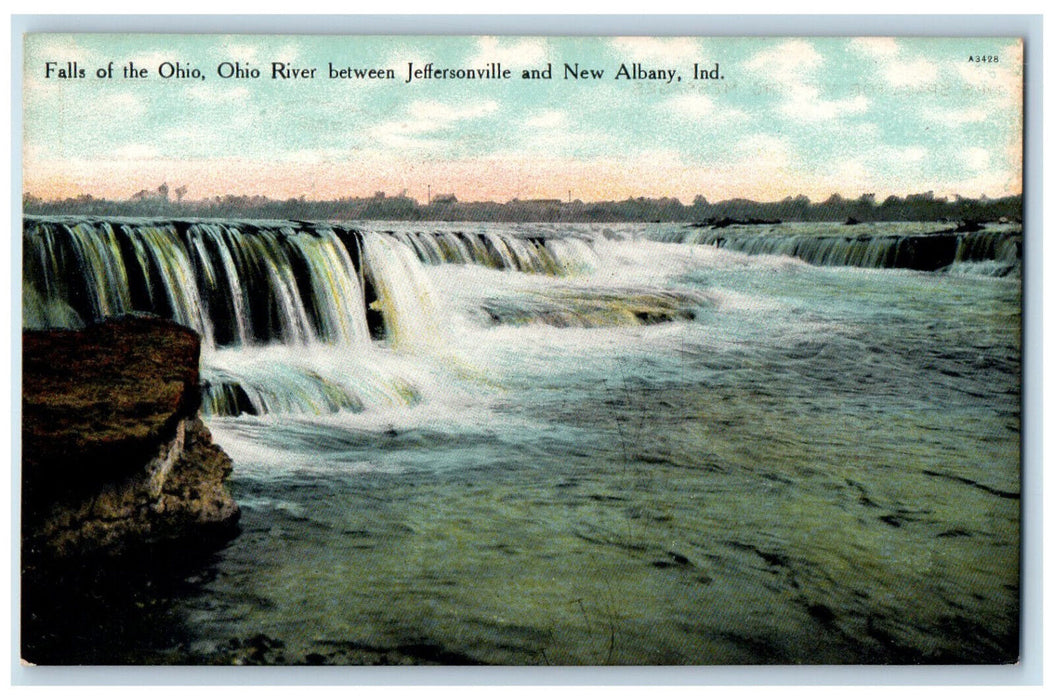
[23,217,602,419]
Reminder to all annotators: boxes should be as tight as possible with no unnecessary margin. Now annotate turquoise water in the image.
[23,222,1020,664]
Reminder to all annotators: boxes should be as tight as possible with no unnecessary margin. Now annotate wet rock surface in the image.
[22,316,240,563]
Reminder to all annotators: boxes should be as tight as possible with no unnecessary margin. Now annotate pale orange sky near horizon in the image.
[23,152,1022,205]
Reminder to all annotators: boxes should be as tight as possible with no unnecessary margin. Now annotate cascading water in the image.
[390,227,599,275]
[124,223,216,346]
[21,216,606,418]
[21,218,425,417]
[20,215,1020,665]
[648,221,1022,274]
[360,232,448,353]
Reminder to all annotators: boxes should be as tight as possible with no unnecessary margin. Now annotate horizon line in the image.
[23,189,1024,207]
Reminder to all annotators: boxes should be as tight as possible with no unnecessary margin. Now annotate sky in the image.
[22,34,1023,204]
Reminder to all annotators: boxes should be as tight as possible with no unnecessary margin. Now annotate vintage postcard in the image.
[20,33,1023,666]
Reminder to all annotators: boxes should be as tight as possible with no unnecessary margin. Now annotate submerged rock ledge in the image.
[22,316,240,562]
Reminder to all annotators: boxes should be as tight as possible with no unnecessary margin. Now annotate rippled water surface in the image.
[25,222,1021,665]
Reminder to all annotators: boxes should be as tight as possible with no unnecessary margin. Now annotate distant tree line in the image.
[23,187,1022,224]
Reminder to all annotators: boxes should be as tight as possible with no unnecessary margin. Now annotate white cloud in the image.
[163,126,219,146]
[665,94,715,118]
[23,73,63,100]
[884,59,939,88]
[406,100,498,123]
[963,147,990,171]
[787,87,868,121]
[610,37,703,63]
[924,106,988,127]
[183,84,250,103]
[899,146,927,163]
[27,36,96,64]
[849,38,899,57]
[469,37,547,67]
[273,43,300,64]
[663,93,749,125]
[113,144,160,160]
[735,134,793,170]
[850,39,939,88]
[832,158,869,183]
[849,122,881,140]
[490,117,617,159]
[366,126,435,151]
[276,148,353,164]
[524,110,568,129]
[222,43,259,63]
[745,40,822,84]
[379,50,432,80]
[745,41,868,122]
[125,51,172,72]
[868,145,928,171]
[368,99,500,150]
[220,41,297,65]
[110,93,146,117]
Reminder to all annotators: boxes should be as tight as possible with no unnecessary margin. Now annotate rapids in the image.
[21,217,1021,665]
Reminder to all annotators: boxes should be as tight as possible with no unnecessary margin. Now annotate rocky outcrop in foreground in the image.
[22,317,240,563]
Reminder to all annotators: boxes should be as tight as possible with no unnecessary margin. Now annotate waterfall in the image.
[650,223,1022,274]
[954,229,1021,263]
[124,223,216,346]
[22,281,82,330]
[24,220,133,323]
[390,229,598,275]
[26,216,604,418]
[282,227,371,346]
[361,232,447,353]
[199,346,427,417]
[23,218,375,347]
[24,217,601,341]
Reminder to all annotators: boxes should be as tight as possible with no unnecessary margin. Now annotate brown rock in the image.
[22,316,239,561]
